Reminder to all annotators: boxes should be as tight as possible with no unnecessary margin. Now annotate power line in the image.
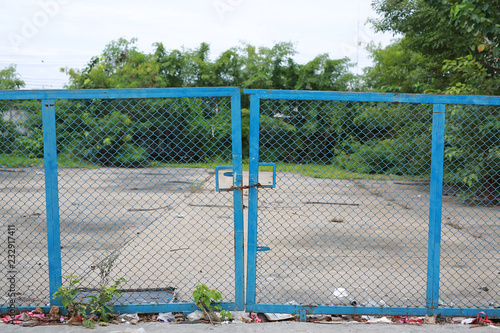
[22,78,67,81]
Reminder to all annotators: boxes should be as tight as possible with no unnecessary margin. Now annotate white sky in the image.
[1,0,396,90]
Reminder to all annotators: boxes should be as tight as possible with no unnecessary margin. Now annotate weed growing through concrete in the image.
[193,284,232,324]
[53,274,126,328]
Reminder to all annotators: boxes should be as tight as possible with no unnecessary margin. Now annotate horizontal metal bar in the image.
[0,302,239,315]
[246,304,500,317]
[0,87,240,100]
[113,301,239,314]
[244,89,500,105]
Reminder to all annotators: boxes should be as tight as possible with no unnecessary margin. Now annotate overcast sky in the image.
[1,0,396,90]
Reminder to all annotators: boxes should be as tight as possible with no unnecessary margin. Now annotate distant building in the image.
[2,106,28,134]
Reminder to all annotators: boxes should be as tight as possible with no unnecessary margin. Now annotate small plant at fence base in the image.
[53,274,126,329]
[52,273,81,317]
[85,277,126,327]
[193,284,232,324]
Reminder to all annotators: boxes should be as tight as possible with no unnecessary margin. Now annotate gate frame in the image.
[0,87,245,314]
[2,87,500,316]
[244,89,500,317]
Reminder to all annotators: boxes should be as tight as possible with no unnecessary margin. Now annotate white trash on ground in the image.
[361,315,393,323]
[230,311,251,323]
[264,313,295,321]
[117,313,140,322]
[157,312,175,322]
[461,318,475,325]
[333,288,348,298]
[187,310,203,321]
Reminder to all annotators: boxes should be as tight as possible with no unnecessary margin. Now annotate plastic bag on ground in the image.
[157,312,175,322]
[333,288,348,298]
[187,310,203,321]
[361,315,392,323]
[264,313,295,321]
[461,318,475,325]
[231,311,251,323]
[117,313,140,322]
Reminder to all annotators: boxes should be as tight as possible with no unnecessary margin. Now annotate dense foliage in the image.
[61,39,355,96]
[366,0,500,95]
[1,0,498,204]
[1,97,236,168]
[364,0,499,203]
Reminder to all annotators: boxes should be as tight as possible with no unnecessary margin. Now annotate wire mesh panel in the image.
[55,96,239,308]
[0,100,49,311]
[245,89,500,317]
[253,99,433,307]
[439,104,500,309]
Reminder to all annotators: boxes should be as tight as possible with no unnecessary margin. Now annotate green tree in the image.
[363,41,442,93]
[62,37,150,89]
[444,0,500,94]
[368,0,499,95]
[365,0,500,203]
[0,65,25,90]
[448,0,500,74]
[213,49,243,86]
[295,55,354,91]
[153,42,188,87]
[63,38,357,93]
[0,66,30,158]
[240,42,299,89]
[370,0,470,62]
[111,51,159,88]
[188,42,214,87]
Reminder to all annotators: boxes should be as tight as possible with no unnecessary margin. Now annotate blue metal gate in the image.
[0,88,244,314]
[244,89,500,318]
[1,87,499,318]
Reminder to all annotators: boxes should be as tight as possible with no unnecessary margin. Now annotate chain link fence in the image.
[1,99,48,310]
[1,88,499,316]
[440,103,499,309]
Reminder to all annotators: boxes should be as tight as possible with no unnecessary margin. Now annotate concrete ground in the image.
[1,321,500,333]
[1,165,499,311]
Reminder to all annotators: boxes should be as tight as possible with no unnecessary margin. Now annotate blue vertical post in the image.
[426,103,446,311]
[230,90,245,310]
[246,94,261,307]
[42,100,62,304]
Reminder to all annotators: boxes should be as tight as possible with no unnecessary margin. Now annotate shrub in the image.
[14,128,44,158]
[80,111,149,166]
[0,118,20,153]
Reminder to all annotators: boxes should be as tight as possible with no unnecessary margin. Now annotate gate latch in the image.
[215,163,276,192]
